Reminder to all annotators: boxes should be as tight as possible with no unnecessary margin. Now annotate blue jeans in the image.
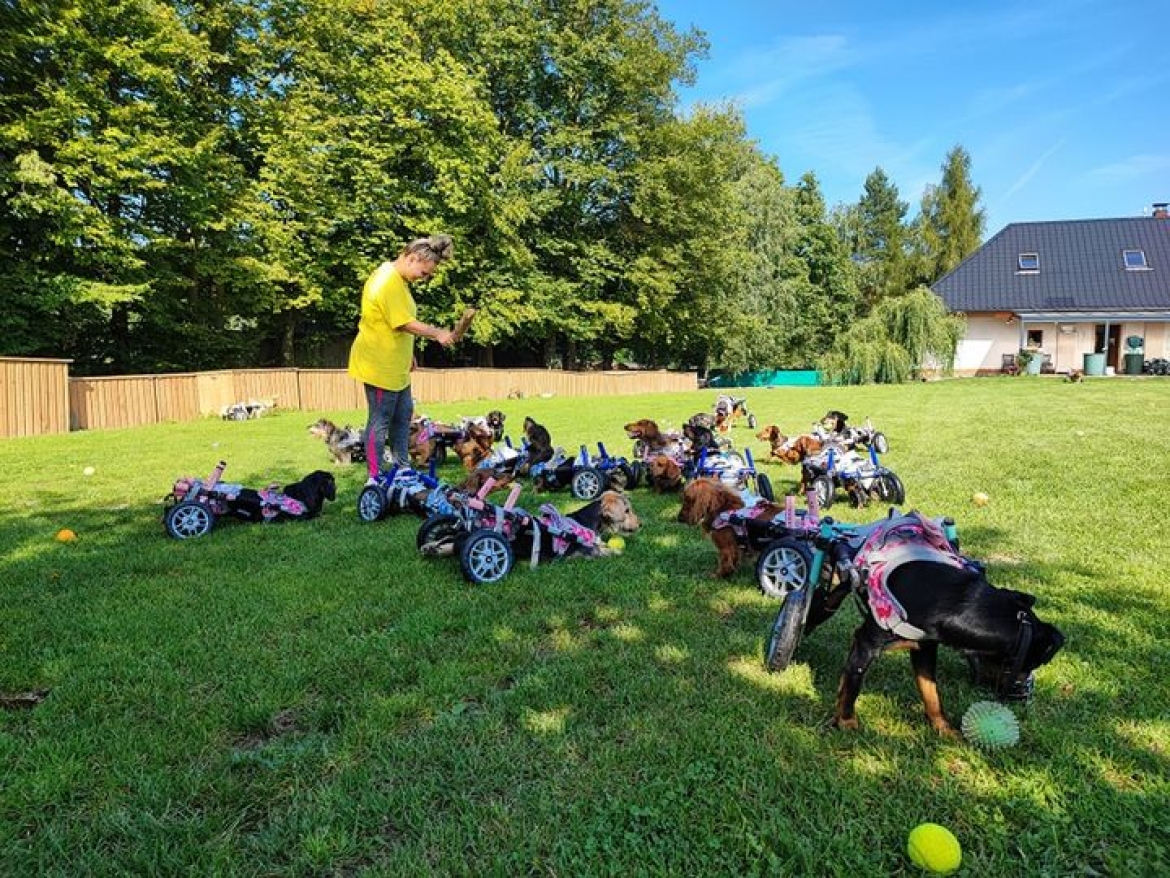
[363,384,413,477]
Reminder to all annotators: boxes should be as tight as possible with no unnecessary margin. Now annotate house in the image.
[933,205,1170,375]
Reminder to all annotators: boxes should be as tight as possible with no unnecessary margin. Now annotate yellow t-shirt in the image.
[347,262,417,391]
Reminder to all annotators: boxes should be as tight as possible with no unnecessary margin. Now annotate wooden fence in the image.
[0,357,72,438]
[1,358,696,437]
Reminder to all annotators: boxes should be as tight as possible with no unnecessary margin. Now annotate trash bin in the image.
[1124,352,1144,375]
[1083,352,1106,376]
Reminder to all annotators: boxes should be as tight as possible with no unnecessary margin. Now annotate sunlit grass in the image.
[1,378,1168,875]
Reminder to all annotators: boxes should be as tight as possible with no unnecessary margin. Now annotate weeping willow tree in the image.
[822,286,965,384]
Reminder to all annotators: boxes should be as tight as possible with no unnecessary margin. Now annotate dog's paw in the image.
[830,715,860,731]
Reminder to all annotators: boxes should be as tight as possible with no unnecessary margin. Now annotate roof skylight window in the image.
[1123,249,1148,270]
[1017,252,1039,272]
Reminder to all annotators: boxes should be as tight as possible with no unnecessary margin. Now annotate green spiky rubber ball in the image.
[961,700,1020,749]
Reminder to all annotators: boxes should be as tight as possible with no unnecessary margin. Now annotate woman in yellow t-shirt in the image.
[348,235,456,480]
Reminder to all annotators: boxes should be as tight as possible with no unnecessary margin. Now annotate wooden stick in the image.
[450,307,478,343]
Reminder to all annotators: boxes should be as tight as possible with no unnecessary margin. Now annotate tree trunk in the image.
[565,337,578,371]
[477,345,495,367]
[543,335,559,368]
[280,313,296,366]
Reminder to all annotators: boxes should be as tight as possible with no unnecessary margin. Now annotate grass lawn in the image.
[2,378,1168,876]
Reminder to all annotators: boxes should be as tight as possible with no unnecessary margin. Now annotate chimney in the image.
[1154,203,1170,219]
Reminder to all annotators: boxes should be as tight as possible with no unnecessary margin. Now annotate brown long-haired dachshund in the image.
[756,425,824,465]
[453,423,495,471]
[646,456,683,493]
[678,479,785,577]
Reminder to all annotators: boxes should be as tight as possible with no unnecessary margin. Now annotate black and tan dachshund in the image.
[832,560,1064,735]
[522,416,555,469]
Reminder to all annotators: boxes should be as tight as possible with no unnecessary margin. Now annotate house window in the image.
[1018,252,1039,272]
[1027,329,1044,349]
[1123,249,1148,270]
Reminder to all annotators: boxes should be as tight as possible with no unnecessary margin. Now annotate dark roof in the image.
[933,216,1170,312]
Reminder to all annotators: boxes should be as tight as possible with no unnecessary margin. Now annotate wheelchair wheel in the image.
[357,485,388,522]
[872,432,889,454]
[571,466,605,501]
[811,475,834,509]
[747,413,758,430]
[164,501,216,539]
[755,472,775,502]
[417,514,462,556]
[432,444,448,466]
[628,460,645,489]
[764,587,811,672]
[874,472,905,505]
[460,529,514,584]
[756,538,813,600]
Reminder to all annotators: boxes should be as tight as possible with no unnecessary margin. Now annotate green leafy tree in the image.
[912,145,986,285]
[783,172,861,367]
[841,166,910,304]
[822,285,965,384]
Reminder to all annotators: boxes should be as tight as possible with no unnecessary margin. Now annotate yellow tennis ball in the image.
[907,823,962,875]
[82,466,95,476]
[971,492,990,507]
[56,528,77,543]
[607,536,626,553]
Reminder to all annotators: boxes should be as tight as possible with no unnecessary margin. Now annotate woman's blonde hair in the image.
[401,234,454,262]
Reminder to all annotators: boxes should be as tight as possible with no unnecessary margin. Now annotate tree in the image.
[782,172,862,367]
[844,167,910,304]
[822,285,965,384]
[912,145,985,285]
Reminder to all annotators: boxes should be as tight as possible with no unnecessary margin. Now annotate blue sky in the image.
[655,0,1170,235]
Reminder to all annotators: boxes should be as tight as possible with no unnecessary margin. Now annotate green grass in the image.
[2,379,1168,876]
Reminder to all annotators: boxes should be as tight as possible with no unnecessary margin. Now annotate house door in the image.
[1095,325,1122,370]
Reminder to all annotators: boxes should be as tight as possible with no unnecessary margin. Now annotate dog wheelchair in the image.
[813,414,889,455]
[357,461,452,522]
[688,447,775,502]
[760,504,962,673]
[714,395,758,432]
[163,461,324,539]
[800,446,904,510]
[417,478,608,584]
[532,443,644,500]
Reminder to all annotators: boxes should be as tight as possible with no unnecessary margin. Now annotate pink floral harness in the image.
[537,503,600,556]
[852,512,963,640]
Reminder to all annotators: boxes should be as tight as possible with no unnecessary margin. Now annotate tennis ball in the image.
[907,823,962,875]
[82,466,95,476]
[607,536,626,553]
[56,528,77,543]
[962,700,1020,749]
[971,492,990,507]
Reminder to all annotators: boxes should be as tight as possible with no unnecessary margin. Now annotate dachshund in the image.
[453,422,495,471]
[682,421,721,460]
[230,470,337,521]
[522,416,555,469]
[645,456,683,493]
[486,410,507,442]
[308,418,365,465]
[833,554,1064,735]
[570,489,642,538]
[458,467,514,496]
[756,426,825,466]
[281,470,338,518]
[408,418,437,468]
[821,410,850,433]
[677,478,783,576]
[624,419,670,451]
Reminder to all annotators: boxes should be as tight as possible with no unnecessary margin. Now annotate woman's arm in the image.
[399,320,454,347]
